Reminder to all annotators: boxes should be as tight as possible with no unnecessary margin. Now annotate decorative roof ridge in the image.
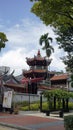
[50,73,69,81]
[26,50,52,61]
[54,73,68,76]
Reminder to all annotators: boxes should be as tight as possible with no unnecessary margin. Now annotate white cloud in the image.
[0,19,66,75]
[0,49,29,75]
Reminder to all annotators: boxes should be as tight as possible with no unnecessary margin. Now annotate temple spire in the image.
[37,50,41,57]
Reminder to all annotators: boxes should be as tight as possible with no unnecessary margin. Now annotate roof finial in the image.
[37,49,41,57]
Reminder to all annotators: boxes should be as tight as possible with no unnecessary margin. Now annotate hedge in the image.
[64,115,73,130]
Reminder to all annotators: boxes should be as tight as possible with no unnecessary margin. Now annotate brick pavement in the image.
[0,112,65,130]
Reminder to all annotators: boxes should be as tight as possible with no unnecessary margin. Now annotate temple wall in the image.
[12,92,47,103]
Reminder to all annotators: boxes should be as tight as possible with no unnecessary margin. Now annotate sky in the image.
[0,0,66,76]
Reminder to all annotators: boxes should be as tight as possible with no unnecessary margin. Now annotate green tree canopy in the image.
[0,32,8,51]
[30,0,73,73]
[43,89,73,100]
[55,26,73,72]
[30,0,73,28]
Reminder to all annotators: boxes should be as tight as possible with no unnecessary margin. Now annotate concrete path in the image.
[0,125,18,130]
[0,111,66,130]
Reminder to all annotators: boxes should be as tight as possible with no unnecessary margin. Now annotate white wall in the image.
[13,93,40,103]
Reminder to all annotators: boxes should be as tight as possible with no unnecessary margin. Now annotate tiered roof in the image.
[23,50,52,78]
[26,50,52,66]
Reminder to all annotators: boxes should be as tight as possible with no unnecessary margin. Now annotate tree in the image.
[39,33,54,81]
[30,0,73,28]
[30,0,73,73]
[43,89,73,110]
[39,33,54,57]
[0,32,8,51]
[56,26,73,53]
[55,26,73,72]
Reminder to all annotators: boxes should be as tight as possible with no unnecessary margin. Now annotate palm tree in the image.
[39,33,54,57]
[39,33,54,83]
[0,32,8,51]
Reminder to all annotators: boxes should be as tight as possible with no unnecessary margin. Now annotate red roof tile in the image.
[23,69,47,73]
[50,74,69,81]
[4,83,24,88]
[38,85,51,90]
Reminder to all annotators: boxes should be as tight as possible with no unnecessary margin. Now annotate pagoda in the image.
[22,50,54,94]
[23,50,53,78]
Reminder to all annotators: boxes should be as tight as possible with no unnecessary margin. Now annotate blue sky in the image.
[0,0,66,75]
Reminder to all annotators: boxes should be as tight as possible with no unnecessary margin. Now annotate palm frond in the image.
[39,33,54,57]
[47,37,52,43]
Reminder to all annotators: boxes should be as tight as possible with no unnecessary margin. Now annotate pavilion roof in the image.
[38,86,51,90]
[26,50,52,66]
[26,57,52,66]
[50,74,69,81]
[21,77,44,84]
[4,83,25,88]
[23,69,47,74]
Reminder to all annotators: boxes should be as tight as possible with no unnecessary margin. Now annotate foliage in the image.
[20,102,40,111]
[43,89,73,99]
[30,0,73,72]
[55,26,73,72]
[42,102,48,110]
[39,33,54,57]
[0,32,8,51]
[56,26,73,53]
[71,74,73,87]
[20,106,29,111]
[31,0,73,28]
[68,102,73,110]
[20,101,73,111]
[15,101,29,107]
[64,115,73,130]
[43,89,73,110]
[20,101,48,111]
[29,103,39,110]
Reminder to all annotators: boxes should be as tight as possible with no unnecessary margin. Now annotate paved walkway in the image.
[0,126,18,130]
[0,111,66,130]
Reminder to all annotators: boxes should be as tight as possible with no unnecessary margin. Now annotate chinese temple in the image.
[22,50,54,94]
[0,51,70,95]
[23,50,54,78]
[50,74,69,89]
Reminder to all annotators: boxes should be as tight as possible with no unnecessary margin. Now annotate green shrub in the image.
[19,100,73,111]
[30,104,39,110]
[20,106,29,111]
[20,102,40,111]
[68,102,73,110]
[64,115,73,130]
[15,101,29,107]
[42,102,48,110]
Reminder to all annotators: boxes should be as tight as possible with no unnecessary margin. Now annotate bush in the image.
[14,101,29,107]
[30,104,39,110]
[42,102,48,110]
[20,102,40,111]
[64,115,73,130]
[18,100,73,112]
[68,102,73,110]
[20,106,29,111]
